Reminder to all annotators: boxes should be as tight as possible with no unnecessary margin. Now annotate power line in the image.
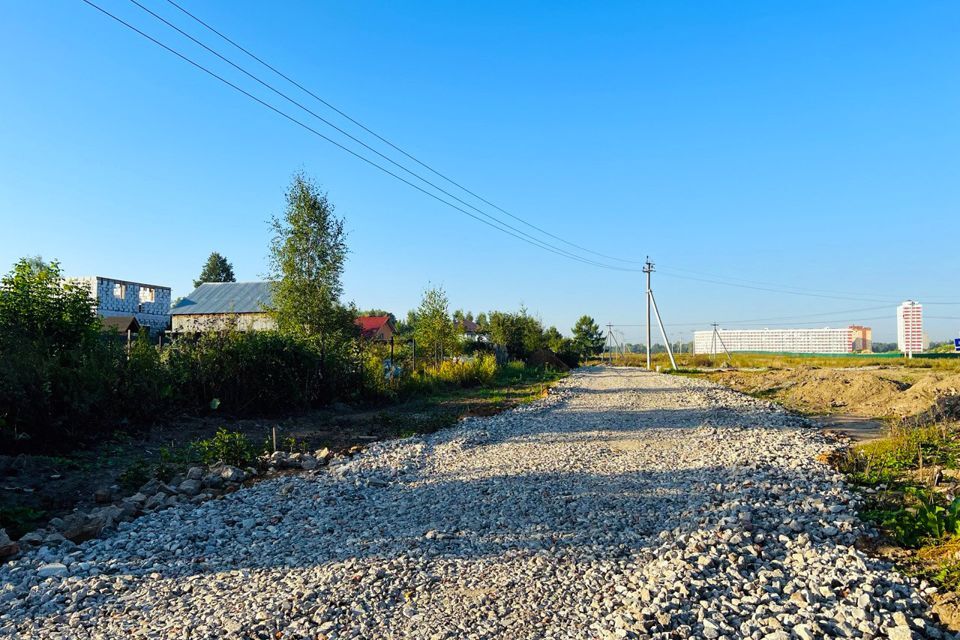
[162,0,647,266]
[79,0,643,273]
[124,0,633,271]
[656,271,899,303]
[659,264,958,305]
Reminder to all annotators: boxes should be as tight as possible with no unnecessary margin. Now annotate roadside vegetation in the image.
[0,171,596,539]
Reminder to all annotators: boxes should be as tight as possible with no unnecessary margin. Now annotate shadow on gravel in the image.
[15,367,850,632]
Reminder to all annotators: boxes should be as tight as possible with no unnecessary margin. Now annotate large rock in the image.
[37,563,68,578]
[0,528,18,560]
[178,478,202,496]
[58,506,122,543]
[220,466,246,483]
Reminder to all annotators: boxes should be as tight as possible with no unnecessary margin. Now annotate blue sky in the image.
[1,1,956,342]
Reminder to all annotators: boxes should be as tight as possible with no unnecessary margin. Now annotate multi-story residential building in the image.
[68,276,171,333]
[897,300,924,355]
[693,326,866,355]
[849,325,873,352]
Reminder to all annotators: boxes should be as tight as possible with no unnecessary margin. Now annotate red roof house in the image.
[355,315,396,341]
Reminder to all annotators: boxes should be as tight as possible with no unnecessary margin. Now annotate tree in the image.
[267,172,356,367]
[194,252,236,288]
[572,315,605,359]
[414,285,455,367]
[544,326,564,352]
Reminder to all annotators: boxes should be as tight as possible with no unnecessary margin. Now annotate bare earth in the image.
[0,367,950,639]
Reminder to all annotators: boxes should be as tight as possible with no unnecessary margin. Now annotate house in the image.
[458,319,485,342]
[356,315,396,342]
[68,276,171,333]
[170,281,275,333]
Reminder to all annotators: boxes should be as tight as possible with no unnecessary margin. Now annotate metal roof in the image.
[170,281,274,315]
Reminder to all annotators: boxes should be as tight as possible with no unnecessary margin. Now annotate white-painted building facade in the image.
[693,327,856,355]
[897,300,924,355]
[68,276,171,333]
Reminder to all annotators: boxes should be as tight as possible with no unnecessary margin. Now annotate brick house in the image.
[68,276,171,333]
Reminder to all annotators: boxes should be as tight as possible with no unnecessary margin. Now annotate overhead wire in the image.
[123,0,637,271]
[79,0,643,273]
[162,0,648,266]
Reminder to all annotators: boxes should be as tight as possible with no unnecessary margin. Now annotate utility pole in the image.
[644,257,653,370]
[641,257,678,371]
[712,323,732,361]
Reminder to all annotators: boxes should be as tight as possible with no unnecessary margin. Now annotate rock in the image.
[186,466,205,481]
[887,626,916,640]
[220,466,246,483]
[0,529,19,560]
[18,530,44,546]
[144,492,167,511]
[37,563,68,578]
[59,511,112,543]
[300,455,318,470]
[314,447,331,462]
[94,487,113,504]
[202,472,224,489]
[178,478,202,496]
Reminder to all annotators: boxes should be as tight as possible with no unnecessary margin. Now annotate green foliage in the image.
[0,505,47,538]
[413,285,456,367]
[163,329,333,413]
[0,258,123,446]
[117,462,151,493]
[487,308,545,360]
[268,172,357,362]
[864,489,960,547]
[193,251,236,288]
[193,428,258,467]
[572,315,605,360]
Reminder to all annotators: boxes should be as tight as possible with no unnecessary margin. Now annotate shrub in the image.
[194,428,258,467]
[162,330,329,414]
[0,259,123,448]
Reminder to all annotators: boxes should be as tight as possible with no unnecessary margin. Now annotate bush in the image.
[193,428,259,467]
[162,330,330,414]
[0,259,124,447]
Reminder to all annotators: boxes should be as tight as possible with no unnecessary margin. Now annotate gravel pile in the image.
[0,367,949,639]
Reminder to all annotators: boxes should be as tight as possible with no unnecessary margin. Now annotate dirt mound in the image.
[709,368,960,419]
[776,369,906,415]
[525,349,570,371]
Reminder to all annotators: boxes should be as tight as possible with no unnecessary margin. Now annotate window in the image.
[113,283,126,299]
[139,287,155,303]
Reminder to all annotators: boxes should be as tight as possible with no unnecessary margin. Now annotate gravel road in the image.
[0,367,949,639]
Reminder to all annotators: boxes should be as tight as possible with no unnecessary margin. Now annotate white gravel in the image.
[0,367,949,639]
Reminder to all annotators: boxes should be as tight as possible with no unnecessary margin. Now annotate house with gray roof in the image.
[170,281,275,333]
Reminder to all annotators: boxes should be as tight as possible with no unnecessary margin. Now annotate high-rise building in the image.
[897,301,924,355]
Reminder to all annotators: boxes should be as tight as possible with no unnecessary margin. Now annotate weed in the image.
[117,463,151,493]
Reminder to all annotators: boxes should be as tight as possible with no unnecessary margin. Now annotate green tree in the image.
[572,315,605,359]
[194,252,236,288]
[267,172,356,368]
[0,258,120,443]
[414,285,455,366]
[544,326,564,352]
